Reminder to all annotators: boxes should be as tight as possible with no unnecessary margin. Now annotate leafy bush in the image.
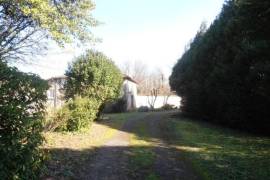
[64,96,100,131]
[43,106,70,132]
[161,104,176,111]
[62,50,123,130]
[137,106,150,112]
[65,50,123,103]
[0,61,48,179]
[103,97,127,113]
[45,96,100,132]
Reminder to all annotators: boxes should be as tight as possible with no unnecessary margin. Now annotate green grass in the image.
[42,111,270,179]
[128,113,159,180]
[168,117,270,180]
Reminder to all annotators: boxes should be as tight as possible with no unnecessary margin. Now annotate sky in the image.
[16,0,224,79]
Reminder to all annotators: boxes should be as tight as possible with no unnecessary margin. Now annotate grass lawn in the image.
[40,111,270,179]
[41,113,128,179]
[128,115,159,180]
[168,116,270,180]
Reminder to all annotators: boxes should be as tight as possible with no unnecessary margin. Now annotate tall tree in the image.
[170,0,270,134]
[0,0,97,61]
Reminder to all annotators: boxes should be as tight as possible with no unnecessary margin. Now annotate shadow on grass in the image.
[166,114,270,180]
[98,111,177,142]
[98,111,270,180]
[43,111,270,180]
[41,145,199,180]
[42,111,199,179]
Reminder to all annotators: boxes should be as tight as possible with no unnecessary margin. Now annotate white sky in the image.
[16,0,224,79]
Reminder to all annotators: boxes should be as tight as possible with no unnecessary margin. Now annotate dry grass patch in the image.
[41,114,126,179]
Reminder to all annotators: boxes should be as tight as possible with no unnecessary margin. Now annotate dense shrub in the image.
[44,97,100,132]
[63,96,100,131]
[62,50,123,130]
[43,106,70,132]
[0,61,48,179]
[137,106,150,112]
[161,104,177,111]
[65,50,123,103]
[170,0,270,134]
[103,97,127,113]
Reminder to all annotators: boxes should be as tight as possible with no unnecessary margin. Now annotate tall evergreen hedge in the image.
[170,0,270,134]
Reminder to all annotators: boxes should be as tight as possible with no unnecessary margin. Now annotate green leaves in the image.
[170,0,270,134]
[65,96,101,131]
[18,0,97,44]
[65,50,123,102]
[59,50,123,131]
[0,0,97,61]
[0,61,48,178]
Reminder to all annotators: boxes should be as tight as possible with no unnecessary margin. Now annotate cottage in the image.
[122,75,138,111]
[46,75,138,110]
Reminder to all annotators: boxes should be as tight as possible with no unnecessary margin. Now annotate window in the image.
[47,89,55,98]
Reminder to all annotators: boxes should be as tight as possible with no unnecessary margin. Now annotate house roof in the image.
[47,75,67,81]
[123,74,138,84]
[46,74,138,84]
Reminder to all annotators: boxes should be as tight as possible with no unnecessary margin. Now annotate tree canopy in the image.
[59,50,123,130]
[65,50,123,102]
[170,0,270,134]
[0,0,97,61]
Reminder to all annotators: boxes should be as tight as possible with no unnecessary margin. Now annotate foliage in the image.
[161,104,176,111]
[65,50,123,101]
[103,97,127,113]
[111,98,127,113]
[43,106,70,132]
[46,50,122,132]
[65,50,123,123]
[0,0,97,61]
[137,106,150,112]
[168,116,270,180]
[170,0,270,134]
[0,61,48,179]
[63,96,101,131]
[45,96,100,132]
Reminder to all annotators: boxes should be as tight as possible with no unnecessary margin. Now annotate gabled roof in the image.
[47,75,67,81]
[123,74,138,84]
[46,74,138,84]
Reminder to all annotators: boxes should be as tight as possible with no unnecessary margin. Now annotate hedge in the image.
[0,61,48,179]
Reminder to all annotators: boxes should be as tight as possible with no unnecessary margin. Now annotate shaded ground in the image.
[84,113,144,180]
[85,111,199,180]
[43,111,270,180]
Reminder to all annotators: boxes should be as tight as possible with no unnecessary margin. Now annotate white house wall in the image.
[136,95,181,109]
[123,79,138,110]
[123,80,137,97]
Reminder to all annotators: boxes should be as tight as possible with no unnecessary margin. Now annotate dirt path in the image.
[85,113,146,180]
[84,112,199,180]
